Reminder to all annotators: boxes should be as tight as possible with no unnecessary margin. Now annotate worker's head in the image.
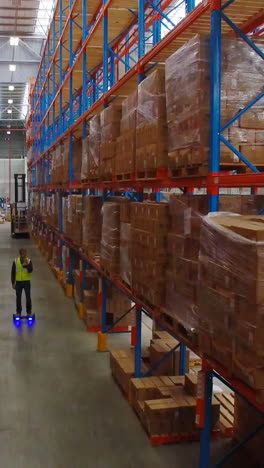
[19,248,27,260]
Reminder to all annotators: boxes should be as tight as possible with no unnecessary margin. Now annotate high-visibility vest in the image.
[15,257,31,282]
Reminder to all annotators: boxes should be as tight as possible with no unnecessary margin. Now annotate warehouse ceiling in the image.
[0,0,55,129]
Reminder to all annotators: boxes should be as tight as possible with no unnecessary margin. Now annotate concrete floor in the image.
[0,223,229,468]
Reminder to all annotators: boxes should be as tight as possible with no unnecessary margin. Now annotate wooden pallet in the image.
[169,165,209,178]
[81,177,100,184]
[135,168,168,180]
[160,309,198,347]
[214,392,234,438]
[115,173,135,181]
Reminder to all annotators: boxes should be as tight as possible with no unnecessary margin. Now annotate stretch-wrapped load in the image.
[101,202,120,275]
[165,195,205,331]
[136,69,168,173]
[131,202,169,306]
[166,34,264,172]
[199,214,264,399]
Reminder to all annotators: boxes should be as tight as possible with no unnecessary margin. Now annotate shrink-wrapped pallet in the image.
[198,214,264,398]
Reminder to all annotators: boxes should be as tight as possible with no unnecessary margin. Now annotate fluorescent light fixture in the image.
[10,37,19,46]
[6,131,11,135]
[8,99,13,104]
[9,64,16,72]
[7,109,12,114]
[8,85,14,91]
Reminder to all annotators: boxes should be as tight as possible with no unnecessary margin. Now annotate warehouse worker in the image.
[11,248,33,317]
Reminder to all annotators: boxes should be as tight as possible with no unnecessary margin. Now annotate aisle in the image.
[0,223,199,468]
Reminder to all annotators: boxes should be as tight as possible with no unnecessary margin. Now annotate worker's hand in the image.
[12,283,16,290]
[23,258,29,266]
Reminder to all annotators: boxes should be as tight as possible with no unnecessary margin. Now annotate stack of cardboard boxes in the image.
[129,372,220,437]
[131,202,169,306]
[100,106,122,181]
[198,214,264,400]
[136,69,168,173]
[82,196,102,257]
[116,91,138,176]
[165,195,205,331]
[101,202,120,275]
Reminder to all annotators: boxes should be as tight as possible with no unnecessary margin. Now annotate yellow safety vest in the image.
[15,257,31,282]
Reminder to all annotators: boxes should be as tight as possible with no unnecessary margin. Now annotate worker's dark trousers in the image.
[16,281,32,315]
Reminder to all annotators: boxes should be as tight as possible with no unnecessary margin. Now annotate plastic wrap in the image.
[131,202,169,306]
[137,68,166,126]
[65,195,82,246]
[199,213,264,390]
[101,202,120,275]
[120,222,132,286]
[82,196,102,256]
[61,137,69,183]
[164,196,203,331]
[81,135,89,180]
[136,69,168,172]
[120,90,138,133]
[100,106,122,180]
[87,115,100,180]
[72,138,82,182]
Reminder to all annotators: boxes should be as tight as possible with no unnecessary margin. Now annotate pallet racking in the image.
[28,0,264,466]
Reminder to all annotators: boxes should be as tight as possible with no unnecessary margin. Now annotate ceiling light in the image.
[9,64,16,72]
[8,99,13,104]
[8,85,14,91]
[10,37,19,46]
[7,109,12,114]
[6,131,11,135]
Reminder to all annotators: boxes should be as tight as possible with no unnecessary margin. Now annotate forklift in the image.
[11,174,29,238]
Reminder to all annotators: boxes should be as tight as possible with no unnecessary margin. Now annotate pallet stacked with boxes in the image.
[129,373,220,439]
[198,214,264,401]
[165,34,264,175]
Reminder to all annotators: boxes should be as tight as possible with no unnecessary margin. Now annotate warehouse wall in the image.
[0,159,26,203]
[0,132,26,159]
